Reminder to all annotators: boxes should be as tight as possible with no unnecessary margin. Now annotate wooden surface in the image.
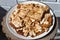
[1,16,58,40]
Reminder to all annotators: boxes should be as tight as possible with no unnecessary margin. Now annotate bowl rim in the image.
[6,1,55,39]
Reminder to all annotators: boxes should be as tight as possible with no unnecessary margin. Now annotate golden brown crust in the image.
[9,4,52,37]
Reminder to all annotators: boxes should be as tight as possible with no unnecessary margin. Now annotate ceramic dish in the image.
[6,1,55,39]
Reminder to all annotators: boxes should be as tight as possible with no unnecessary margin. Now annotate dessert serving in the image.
[6,1,55,39]
[9,3,52,37]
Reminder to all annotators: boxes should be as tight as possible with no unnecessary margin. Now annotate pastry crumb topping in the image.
[9,4,52,37]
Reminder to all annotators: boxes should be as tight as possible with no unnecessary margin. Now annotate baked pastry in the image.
[9,4,52,37]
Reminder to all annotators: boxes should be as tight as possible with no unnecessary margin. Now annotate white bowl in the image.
[6,1,55,39]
